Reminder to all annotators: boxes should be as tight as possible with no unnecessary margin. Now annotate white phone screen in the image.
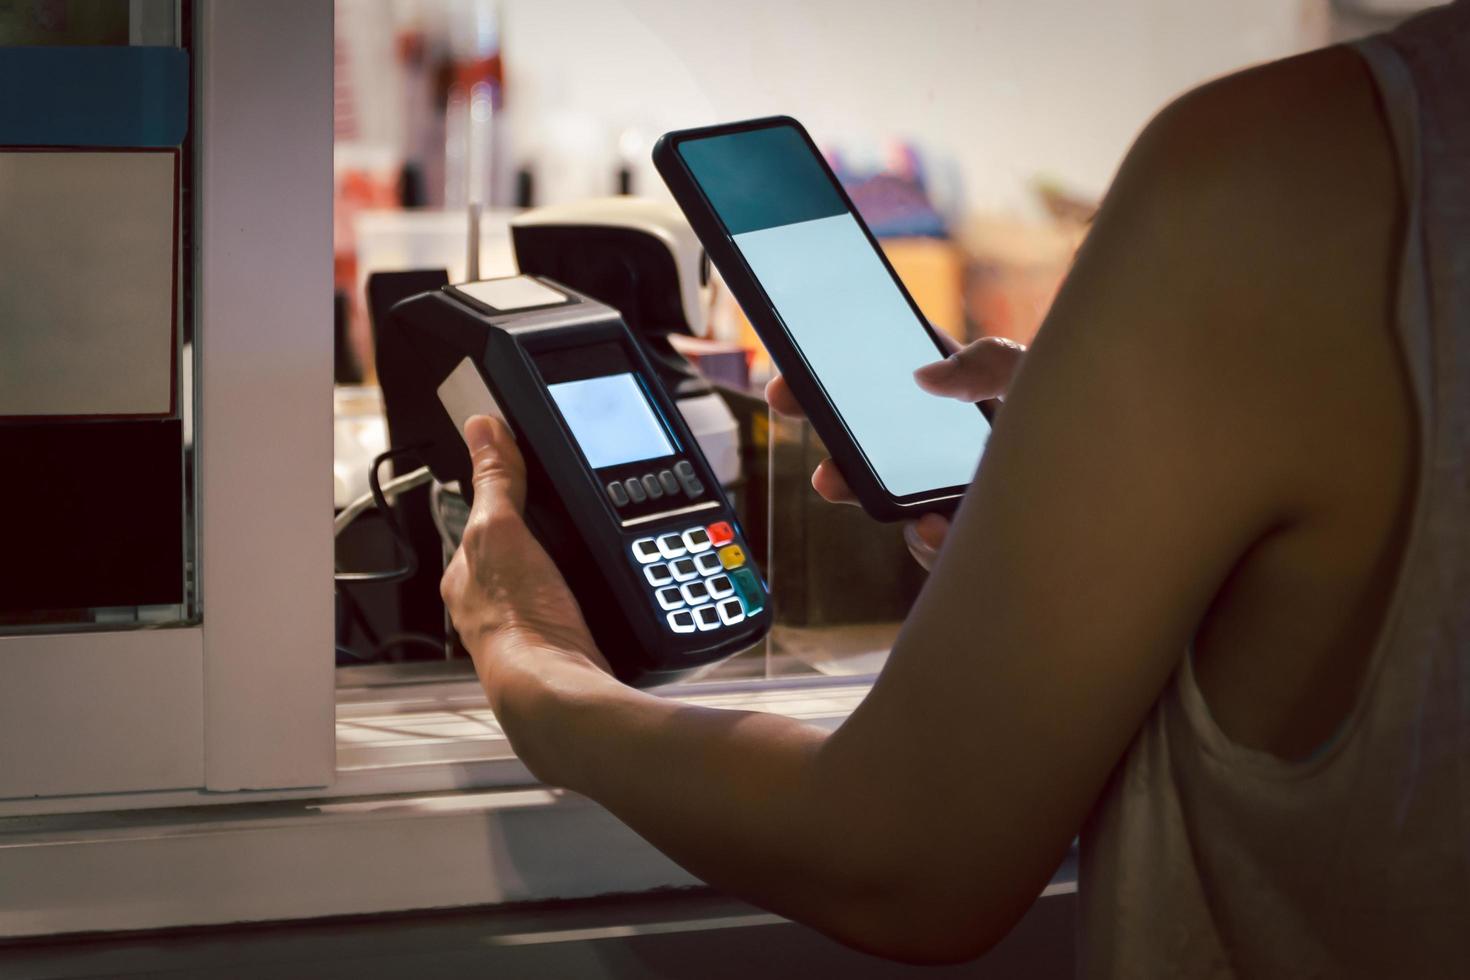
[679,126,989,498]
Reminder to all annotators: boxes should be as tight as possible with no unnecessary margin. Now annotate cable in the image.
[334,445,429,584]
[429,479,466,555]
[371,632,447,660]
[334,465,433,538]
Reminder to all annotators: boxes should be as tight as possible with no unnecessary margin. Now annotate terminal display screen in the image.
[548,372,673,469]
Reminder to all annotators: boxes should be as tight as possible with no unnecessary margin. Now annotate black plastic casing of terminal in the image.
[380,276,770,686]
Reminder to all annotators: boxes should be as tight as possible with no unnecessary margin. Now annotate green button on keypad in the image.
[728,567,765,615]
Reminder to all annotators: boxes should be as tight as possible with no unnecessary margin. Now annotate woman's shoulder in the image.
[1123,44,1397,241]
[1099,42,1401,366]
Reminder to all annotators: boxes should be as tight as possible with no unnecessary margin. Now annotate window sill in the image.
[0,669,895,938]
[334,664,873,798]
[1,666,873,819]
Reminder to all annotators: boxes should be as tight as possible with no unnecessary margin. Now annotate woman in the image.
[441,4,1468,974]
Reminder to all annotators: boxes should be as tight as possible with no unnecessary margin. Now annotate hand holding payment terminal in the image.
[381,275,769,686]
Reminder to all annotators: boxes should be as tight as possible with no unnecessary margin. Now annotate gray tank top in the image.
[1077,4,1470,977]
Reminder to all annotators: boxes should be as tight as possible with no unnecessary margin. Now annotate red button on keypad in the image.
[706,521,734,547]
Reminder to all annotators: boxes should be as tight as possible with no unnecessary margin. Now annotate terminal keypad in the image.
[630,520,765,634]
[605,456,708,512]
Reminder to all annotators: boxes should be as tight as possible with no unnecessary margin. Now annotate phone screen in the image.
[677,125,989,499]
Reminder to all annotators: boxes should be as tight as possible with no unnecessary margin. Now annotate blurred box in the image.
[882,237,966,343]
[958,214,1086,346]
[669,334,751,391]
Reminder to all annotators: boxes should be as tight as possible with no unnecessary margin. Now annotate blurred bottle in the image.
[443,0,506,209]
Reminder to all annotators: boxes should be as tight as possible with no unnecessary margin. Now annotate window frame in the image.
[0,0,869,817]
[0,0,335,805]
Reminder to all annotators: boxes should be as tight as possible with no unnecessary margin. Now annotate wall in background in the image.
[497,0,1327,213]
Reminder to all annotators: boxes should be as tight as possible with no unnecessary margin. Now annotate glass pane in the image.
[327,1,862,686]
[762,411,920,680]
[0,1,196,635]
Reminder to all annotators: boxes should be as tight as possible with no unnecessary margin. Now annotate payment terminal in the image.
[380,275,770,686]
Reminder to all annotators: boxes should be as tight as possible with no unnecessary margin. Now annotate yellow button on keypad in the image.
[717,544,746,570]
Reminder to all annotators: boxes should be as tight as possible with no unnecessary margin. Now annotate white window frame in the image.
[0,3,905,936]
[0,0,864,822]
[0,0,335,805]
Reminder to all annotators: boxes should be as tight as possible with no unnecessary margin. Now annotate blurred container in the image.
[883,237,966,343]
[959,214,1086,346]
[668,334,751,392]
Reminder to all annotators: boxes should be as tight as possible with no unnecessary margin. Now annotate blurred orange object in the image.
[958,215,1087,346]
[881,237,966,343]
[332,156,399,381]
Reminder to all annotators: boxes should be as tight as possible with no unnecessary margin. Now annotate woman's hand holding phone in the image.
[765,334,1026,568]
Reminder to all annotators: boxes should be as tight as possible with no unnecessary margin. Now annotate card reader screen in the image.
[548,373,674,469]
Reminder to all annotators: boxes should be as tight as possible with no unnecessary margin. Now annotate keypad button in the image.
[694,605,722,631]
[681,527,712,553]
[694,551,723,576]
[656,586,685,611]
[729,567,766,614]
[674,460,705,497]
[607,481,629,507]
[716,597,746,625]
[631,537,661,564]
[680,580,711,605]
[624,478,647,503]
[644,563,674,586]
[706,521,735,547]
[667,609,696,634]
[669,557,699,582]
[642,474,664,499]
[656,533,687,559]
[717,544,746,570]
[706,574,735,599]
[659,470,680,496]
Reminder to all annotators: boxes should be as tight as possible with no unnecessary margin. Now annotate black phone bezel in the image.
[653,114,993,522]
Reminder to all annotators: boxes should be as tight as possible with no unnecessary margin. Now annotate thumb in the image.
[465,415,527,516]
[914,336,1027,403]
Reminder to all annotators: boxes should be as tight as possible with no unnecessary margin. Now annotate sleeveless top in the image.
[1077,4,1470,977]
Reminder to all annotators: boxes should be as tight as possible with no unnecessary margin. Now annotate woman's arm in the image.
[445,45,1395,965]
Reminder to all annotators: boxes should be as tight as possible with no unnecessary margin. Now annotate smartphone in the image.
[654,116,992,521]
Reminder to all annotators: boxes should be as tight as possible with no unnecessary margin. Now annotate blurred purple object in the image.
[828,142,948,239]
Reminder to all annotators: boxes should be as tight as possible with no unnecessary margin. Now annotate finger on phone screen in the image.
[914,336,1026,402]
[914,512,949,549]
[764,375,806,419]
[767,328,956,416]
[812,457,858,504]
